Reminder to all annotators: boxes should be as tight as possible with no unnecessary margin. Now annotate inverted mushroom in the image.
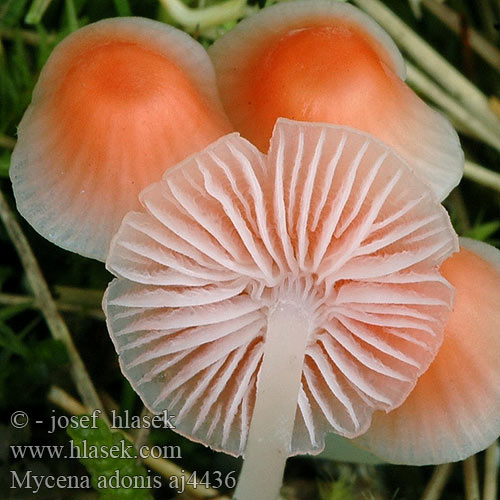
[352,237,500,465]
[103,119,458,499]
[208,0,463,201]
[10,17,232,261]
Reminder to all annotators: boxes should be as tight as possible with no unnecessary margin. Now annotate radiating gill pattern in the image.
[104,119,457,456]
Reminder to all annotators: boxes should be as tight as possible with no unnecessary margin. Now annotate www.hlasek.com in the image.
[11,438,182,461]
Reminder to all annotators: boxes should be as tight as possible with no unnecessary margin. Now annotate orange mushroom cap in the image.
[208,1,463,201]
[10,17,232,261]
[103,120,457,499]
[352,237,500,464]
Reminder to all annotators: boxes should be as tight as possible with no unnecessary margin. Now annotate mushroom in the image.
[351,237,500,465]
[10,17,232,261]
[208,0,463,201]
[103,119,458,499]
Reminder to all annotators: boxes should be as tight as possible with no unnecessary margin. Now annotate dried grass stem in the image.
[420,463,454,500]
[0,189,107,420]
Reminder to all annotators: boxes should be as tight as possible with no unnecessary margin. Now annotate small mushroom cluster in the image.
[9,2,500,499]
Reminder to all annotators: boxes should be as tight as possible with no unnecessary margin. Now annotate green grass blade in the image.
[25,0,53,25]
[113,0,132,17]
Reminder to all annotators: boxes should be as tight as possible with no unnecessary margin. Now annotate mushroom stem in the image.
[234,302,312,500]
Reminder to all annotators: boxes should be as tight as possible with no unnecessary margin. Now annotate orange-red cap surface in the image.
[209,1,463,201]
[354,238,500,464]
[11,17,232,261]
